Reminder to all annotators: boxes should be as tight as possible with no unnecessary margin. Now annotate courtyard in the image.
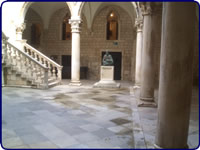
[2,80,199,149]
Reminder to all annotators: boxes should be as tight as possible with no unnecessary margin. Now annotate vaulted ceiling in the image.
[28,2,137,29]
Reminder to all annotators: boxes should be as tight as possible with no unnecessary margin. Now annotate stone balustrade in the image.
[23,43,63,83]
[2,32,63,89]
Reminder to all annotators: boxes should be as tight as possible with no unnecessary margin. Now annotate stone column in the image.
[134,17,143,87]
[139,3,156,107]
[69,19,82,86]
[16,23,26,41]
[155,2,196,148]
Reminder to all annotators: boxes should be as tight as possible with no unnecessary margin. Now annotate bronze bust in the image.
[102,51,114,66]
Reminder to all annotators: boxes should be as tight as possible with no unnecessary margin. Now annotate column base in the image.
[69,81,81,86]
[140,96,154,102]
[133,84,141,89]
[154,143,188,149]
[138,101,157,108]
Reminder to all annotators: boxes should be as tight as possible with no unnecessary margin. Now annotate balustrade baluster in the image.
[7,45,12,65]
[48,62,52,78]
[28,49,31,55]
[15,50,21,71]
[24,47,27,53]
[32,51,35,59]
[36,54,40,62]
[12,48,17,67]
[2,39,6,64]
[52,65,56,79]
[57,67,62,82]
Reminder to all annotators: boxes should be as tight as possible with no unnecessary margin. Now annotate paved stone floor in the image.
[2,80,199,149]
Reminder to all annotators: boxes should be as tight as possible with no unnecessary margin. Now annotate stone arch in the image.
[19,2,72,26]
[78,2,139,17]
[48,7,71,41]
[91,5,122,33]
[78,2,138,31]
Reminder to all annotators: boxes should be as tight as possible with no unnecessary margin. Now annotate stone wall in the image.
[80,6,135,80]
[22,4,199,84]
[22,8,44,51]
[43,7,71,65]
[42,6,136,81]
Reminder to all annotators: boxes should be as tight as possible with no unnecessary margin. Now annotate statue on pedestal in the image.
[102,51,114,66]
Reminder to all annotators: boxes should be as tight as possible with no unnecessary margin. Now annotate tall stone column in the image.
[155,2,196,148]
[139,3,156,107]
[69,19,82,86]
[134,17,143,87]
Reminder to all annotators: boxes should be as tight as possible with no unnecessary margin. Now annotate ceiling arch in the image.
[20,2,71,29]
[80,2,139,30]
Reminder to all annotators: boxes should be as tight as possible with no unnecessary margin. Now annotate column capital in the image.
[16,23,26,33]
[69,19,82,33]
[135,18,143,32]
[140,2,152,16]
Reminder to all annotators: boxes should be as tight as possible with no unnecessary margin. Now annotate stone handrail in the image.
[23,43,63,83]
[2,33,49,88]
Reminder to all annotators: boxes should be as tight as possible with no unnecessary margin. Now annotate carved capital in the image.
[135,18,143,32]
[69,19,82,33]
[140,2,152,16]
[16,23,26,33]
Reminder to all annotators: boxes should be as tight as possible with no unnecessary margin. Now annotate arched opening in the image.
[62,13,71,40]
[31,23,41,47]
[79,3,135,81]
[107,11,118,40]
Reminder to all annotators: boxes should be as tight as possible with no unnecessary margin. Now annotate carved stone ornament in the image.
[140,2,152,16]
[135,18,143,32]
[16,23,26,33]
[69,19,82,33]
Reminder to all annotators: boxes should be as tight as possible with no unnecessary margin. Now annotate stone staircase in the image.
[2,33,63,89]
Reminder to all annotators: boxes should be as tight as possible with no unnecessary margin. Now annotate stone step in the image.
[48,81,60,88]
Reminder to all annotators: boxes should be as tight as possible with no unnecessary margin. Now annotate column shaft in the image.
[71,32,80,83]
[155,2,196,148]
[135,18,143,86]
[140,10,154,101]
[69,19,82,86]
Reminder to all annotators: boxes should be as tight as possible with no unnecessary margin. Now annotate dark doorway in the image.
[102,52,122,80]
[62,55,71,79]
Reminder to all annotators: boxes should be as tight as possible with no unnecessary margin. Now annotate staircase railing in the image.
[23,43,63,83]
[2,33,49,89]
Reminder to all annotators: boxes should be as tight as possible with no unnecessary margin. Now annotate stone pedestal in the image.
[16,23,26,41]
[93,66,120,88]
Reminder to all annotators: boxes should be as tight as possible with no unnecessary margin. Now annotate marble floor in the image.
[2,80,199,149]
